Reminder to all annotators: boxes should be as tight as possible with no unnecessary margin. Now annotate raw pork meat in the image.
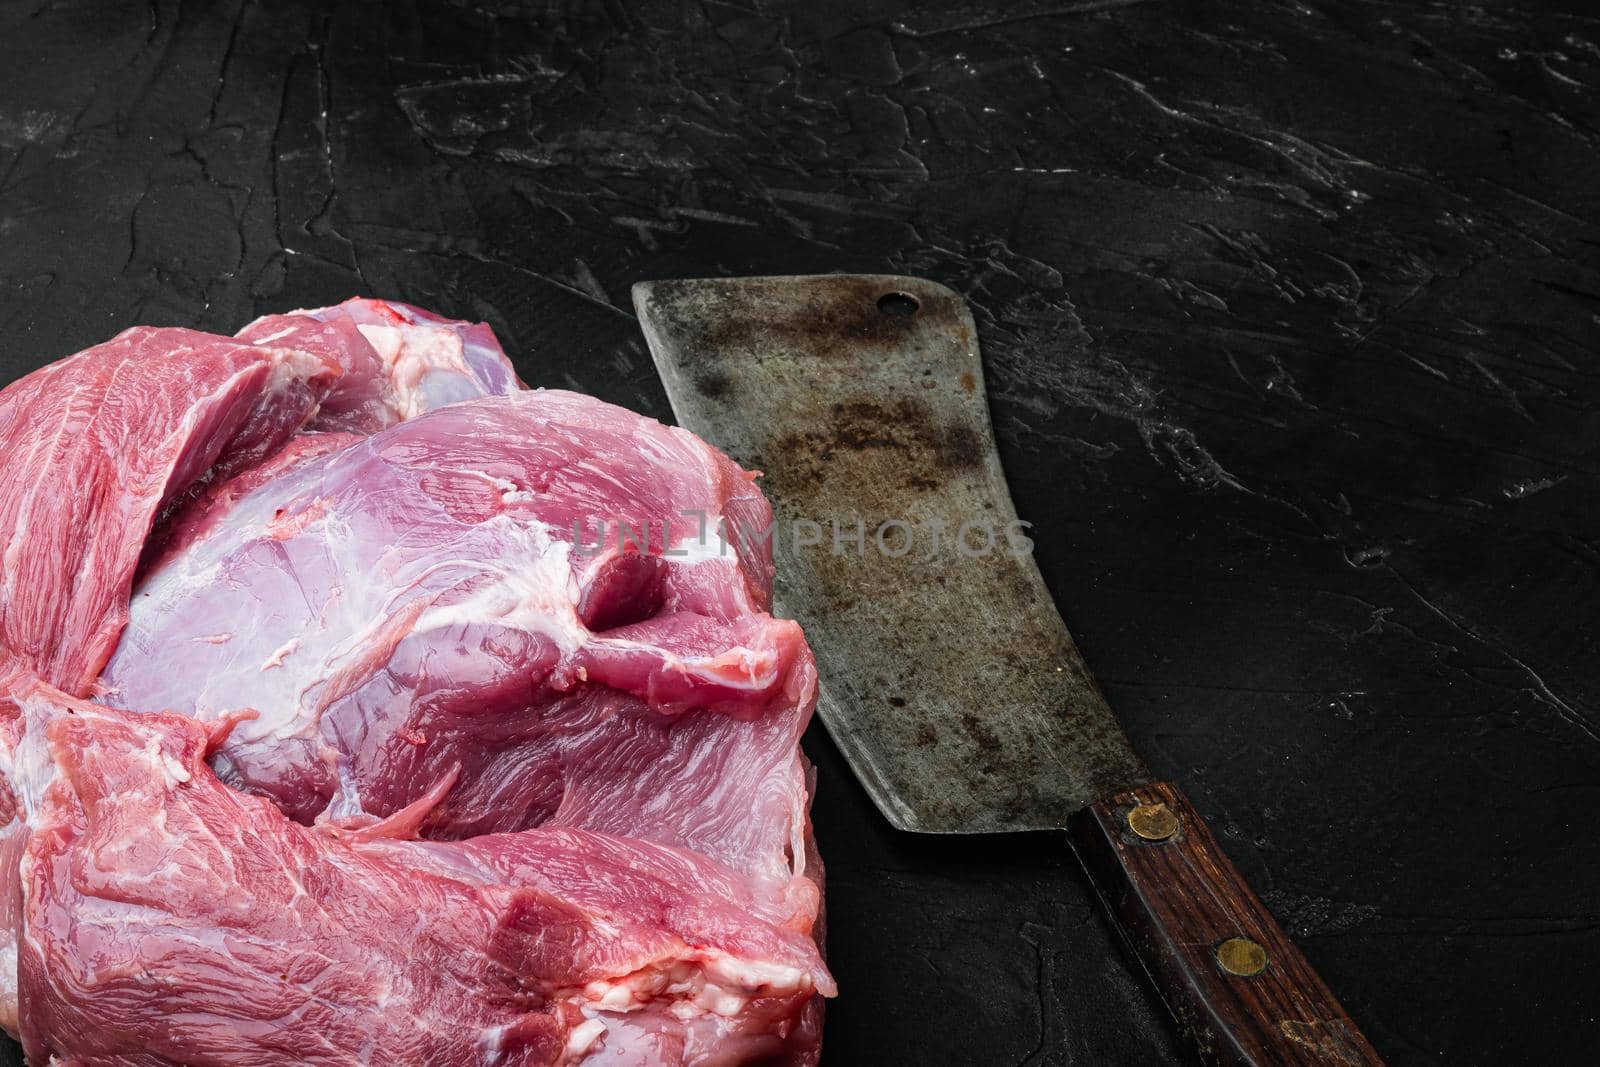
[0,299,830,1065]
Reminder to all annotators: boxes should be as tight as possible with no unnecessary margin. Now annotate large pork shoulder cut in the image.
[0,299,831,1066]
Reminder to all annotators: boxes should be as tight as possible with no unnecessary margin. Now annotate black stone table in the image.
[0,1,1596,1063]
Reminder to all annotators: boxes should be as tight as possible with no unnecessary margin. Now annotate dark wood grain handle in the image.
[1066,781,1384,1066]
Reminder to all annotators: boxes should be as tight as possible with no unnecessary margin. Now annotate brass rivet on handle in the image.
[1216,937,1268,977]
[1127,802,1179,841]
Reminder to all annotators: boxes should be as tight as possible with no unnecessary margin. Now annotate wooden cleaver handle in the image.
[1066,781,1384,1066]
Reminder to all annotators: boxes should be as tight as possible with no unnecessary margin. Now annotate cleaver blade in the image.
[636,273,1145,834]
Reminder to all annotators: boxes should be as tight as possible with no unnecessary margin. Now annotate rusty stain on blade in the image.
[634,275,1150,833]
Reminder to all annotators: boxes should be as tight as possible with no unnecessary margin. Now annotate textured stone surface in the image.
[0,0,1596,1063]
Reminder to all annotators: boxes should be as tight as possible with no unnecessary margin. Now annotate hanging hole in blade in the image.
[876,291,920,317]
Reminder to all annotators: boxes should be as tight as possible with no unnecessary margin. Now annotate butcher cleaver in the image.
[634,275,1382,1067]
